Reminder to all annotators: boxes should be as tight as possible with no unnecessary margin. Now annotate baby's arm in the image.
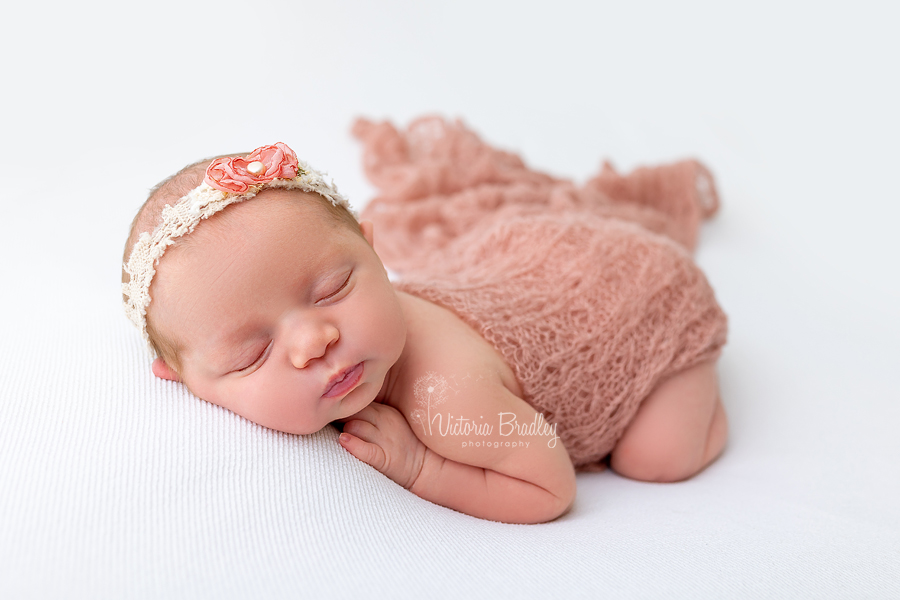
[338,387,576,524]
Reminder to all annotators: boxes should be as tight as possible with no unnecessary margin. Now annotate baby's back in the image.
[393,212,728,469]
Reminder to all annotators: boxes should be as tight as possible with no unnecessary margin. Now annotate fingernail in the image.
[339,433,350,444]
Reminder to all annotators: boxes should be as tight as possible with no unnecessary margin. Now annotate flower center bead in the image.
[247,161,266,175]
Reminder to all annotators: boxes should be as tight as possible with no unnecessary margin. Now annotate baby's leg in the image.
[610,359,727,483]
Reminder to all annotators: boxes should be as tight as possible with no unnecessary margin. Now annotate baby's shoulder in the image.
[388,292,522,414]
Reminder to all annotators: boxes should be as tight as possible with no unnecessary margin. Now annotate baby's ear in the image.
[359,220,374,247]
[152,358,182,382]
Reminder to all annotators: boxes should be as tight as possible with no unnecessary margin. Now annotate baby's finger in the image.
[367,401,404,423]
[341,418,380,443]
[338,432,386,472]
[335,403,381,426]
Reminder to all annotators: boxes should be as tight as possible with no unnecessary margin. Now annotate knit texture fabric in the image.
[354,116,728,470]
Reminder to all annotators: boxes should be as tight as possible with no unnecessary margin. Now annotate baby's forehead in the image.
[199,188,339,235]
[164,189,348,271]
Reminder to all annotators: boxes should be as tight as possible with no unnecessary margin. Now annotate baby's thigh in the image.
[609,359,727,482]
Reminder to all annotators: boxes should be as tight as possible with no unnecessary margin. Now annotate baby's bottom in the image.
[610,359,727,482]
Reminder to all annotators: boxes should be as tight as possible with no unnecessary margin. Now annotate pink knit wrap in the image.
[354,117,728,470]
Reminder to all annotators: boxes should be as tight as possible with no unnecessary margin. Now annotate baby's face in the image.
[149,190,407,434]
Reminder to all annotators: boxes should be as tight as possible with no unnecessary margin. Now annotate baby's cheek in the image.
[376,293,408,354]
[246,375,322,435]
[185,373,246,419]
[177,372,211,403]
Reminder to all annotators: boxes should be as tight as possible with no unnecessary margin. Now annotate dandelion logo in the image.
[410,372,450,436]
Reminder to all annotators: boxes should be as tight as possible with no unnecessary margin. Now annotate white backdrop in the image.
[1,1,898,598]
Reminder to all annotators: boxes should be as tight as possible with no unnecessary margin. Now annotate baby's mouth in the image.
[322,362,364,398]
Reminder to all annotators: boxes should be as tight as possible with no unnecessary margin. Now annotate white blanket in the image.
[1,1,898,597]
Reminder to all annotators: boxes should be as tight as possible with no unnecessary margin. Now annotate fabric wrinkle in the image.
[355,116,728,470]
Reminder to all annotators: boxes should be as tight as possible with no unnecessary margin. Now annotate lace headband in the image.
[122,142,355,347]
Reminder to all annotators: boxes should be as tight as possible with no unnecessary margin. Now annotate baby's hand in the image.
[337,403,428,490]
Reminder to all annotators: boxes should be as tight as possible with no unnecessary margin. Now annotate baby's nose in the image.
[285,320,340,370]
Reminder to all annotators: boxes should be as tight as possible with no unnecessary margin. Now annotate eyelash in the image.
[238,341,272,373]
[319,272,352,302]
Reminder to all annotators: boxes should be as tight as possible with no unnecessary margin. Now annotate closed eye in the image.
[318,271,352,302]
[236,341,272,373]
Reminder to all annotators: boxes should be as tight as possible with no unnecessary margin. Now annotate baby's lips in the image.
[323,362,364,399]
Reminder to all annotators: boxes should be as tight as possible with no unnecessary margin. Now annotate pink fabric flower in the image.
[204,142,300,193]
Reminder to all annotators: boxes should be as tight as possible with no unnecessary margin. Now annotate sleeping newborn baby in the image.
[123,120,728,524]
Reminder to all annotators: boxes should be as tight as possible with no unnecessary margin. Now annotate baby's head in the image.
[122,144,407,434]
